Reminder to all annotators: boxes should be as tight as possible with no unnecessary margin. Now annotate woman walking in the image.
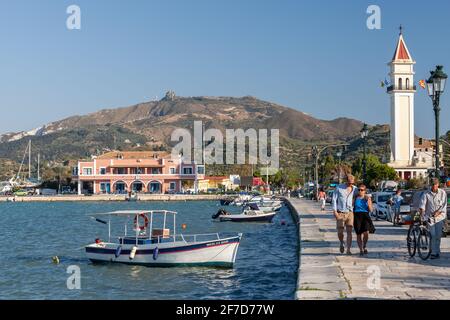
[318,188,326,211]
[353,184,373,256]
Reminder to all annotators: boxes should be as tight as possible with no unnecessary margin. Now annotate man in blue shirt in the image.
[332,174,357,255]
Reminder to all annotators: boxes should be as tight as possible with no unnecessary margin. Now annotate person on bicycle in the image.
[390,189,403,224]
[419,178,448,259]
[353,184,374,256]
[318,188,326,211]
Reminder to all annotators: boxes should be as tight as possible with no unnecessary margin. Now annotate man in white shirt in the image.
[419,178,448,259]
[332,175,357,255]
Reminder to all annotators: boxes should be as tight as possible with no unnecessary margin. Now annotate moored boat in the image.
[212,207,277,223]
[85,210,242,268]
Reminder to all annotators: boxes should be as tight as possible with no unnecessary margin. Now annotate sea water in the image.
[0,201,298,299]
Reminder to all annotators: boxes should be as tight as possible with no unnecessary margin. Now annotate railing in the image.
[387,85,417,93]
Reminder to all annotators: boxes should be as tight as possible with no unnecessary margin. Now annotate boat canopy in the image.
[91,210,177,217]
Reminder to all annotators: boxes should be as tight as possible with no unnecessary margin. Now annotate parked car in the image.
[371,192,395,220]
[326,189,335,204]
[37,188,58,196]
[61,186,75,195]
[14,189,29,197]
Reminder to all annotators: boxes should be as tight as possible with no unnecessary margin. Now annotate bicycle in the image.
[406,214,432,260]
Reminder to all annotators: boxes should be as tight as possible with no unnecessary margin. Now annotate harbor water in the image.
[0,201,298,299]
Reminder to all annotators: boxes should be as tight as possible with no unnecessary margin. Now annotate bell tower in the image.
[387,27,416,167]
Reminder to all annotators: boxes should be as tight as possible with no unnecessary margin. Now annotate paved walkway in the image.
[287,198,450,300]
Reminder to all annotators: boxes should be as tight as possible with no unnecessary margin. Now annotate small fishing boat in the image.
[212,207,277,223]
[85,210,242,268]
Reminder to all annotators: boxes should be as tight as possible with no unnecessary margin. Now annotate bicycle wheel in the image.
[407,225,416,257]
[417,227,432,260]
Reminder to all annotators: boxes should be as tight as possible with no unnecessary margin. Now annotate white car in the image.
[371,192,395,220]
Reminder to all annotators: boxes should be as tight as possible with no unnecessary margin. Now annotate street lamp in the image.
[336,151,342,184]
[360,123,369,183]
[426,65,448,179]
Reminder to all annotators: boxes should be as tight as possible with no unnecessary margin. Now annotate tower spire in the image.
[399,24,403,35]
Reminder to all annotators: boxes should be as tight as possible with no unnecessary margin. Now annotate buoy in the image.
[181,223,187,230]
[129,246,137,260]
[153,247,159,261]
[115,245,122,258]
[52,256,60,264]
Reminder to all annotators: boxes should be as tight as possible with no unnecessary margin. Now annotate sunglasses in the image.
[358,189,366,192]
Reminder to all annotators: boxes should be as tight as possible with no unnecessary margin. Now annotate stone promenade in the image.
[287,198,450,300]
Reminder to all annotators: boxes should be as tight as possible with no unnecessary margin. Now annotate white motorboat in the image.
[244,202,280,213]
[212,207,277,223]
[85,210,242,268]
[232,195,283,209]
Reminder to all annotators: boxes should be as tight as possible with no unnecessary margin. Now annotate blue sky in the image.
[1,0,449,138]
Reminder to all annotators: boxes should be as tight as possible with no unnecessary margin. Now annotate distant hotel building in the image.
[72,151,205,195]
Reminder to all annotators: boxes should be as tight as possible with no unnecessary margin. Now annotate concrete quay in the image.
[0,194,229,202]
[286,198,450,300]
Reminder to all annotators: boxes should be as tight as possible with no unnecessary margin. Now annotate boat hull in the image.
[218,212,276,223]
[85,236,241,268]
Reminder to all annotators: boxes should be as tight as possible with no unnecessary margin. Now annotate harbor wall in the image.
[0,194,231,202]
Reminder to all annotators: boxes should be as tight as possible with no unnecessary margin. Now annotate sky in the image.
[0,0,450,138]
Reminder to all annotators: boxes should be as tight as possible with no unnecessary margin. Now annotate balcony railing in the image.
[387,85,417,93]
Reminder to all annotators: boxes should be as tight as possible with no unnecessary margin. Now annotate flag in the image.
[380,80,385,88]
[419,79,426,89]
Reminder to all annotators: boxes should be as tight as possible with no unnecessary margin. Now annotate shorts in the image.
[336,211,354,230]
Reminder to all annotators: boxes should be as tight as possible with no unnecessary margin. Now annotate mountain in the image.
[0,92,379,179]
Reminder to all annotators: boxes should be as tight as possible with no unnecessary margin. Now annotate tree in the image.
[352,154,397,187]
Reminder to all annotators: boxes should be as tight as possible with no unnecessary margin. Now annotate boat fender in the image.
[129,246,138,260]
[51,256,60,264]
[115,245,122,258]
[153,247,159,261]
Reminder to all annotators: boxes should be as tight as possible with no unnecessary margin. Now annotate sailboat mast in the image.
[28,140,31,179]
[37,153,40,181]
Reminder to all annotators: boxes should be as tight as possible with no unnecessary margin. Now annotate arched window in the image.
[406,78,410,90]
[398,78,403,90]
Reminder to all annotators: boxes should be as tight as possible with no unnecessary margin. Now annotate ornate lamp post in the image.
[426,65,447,179]
[360,123,369,183]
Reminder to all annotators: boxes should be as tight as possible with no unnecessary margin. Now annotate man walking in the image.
[419,178,447,259]
[391,189,404,225]
[332,174,357,255]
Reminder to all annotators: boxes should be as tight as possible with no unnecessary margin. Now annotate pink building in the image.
[73,151,205,195]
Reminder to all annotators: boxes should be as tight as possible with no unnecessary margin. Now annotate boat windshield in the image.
[91,210,177,243]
